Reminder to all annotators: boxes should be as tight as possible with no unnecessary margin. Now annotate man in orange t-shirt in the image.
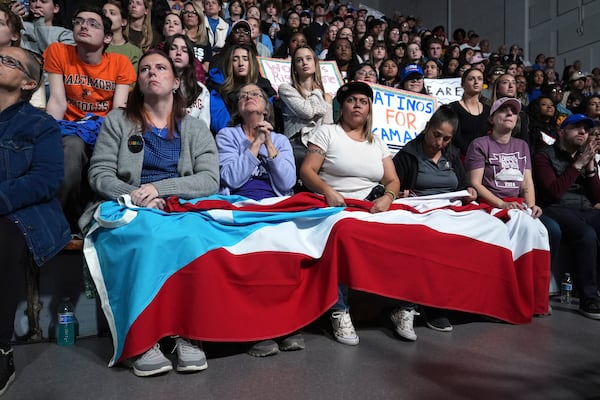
[44,5,136,233]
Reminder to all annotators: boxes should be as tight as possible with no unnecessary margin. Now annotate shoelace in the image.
[140,344,162,360]
[335,313,355,334]
[174,338,201,355]
[400,310,420,328]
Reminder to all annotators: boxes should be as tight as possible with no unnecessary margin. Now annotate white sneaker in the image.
[390,307,420,341]
[132,344,173,377]
[330,311,359,345]
[174,338,208,372]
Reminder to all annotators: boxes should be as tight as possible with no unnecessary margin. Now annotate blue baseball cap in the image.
[401,64,424,82]
[560,114,595,129]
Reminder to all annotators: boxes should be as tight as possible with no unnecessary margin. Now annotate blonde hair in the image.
[290,46,324,98]
[183,1,209,46]
[124,0,154,51]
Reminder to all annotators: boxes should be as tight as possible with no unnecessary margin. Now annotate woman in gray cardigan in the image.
[87,51,219,377]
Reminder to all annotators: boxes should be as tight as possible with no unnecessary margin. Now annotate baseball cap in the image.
[569,71,586,82]
[470,55,488,65]
[401,64,424,81]
[231,19,251,34]
[336,81,373,104]
[559,114,594,129]
[490,97,521,115]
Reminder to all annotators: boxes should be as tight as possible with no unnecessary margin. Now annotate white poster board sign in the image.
[371,83,438,154]
[258,57,343,98]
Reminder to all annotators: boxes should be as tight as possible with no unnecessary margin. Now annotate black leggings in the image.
[0,217,27,346]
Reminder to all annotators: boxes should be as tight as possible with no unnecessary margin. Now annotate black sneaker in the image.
[425,308,453,332]
[0,347,15,397]
[278,333,305,352]
[247,340,279,357]
[579,297,600,320]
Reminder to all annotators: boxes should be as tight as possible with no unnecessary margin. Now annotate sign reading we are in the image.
[257,57,343,98]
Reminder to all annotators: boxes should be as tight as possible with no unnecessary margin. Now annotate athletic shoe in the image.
[247,340,280,357]
[579,297,600,320]
[425,308,453,332]
[330,310,359,345]
[174,338,208,372]
[132,344,173,377]
[390,307,420,341]
[278,333,305,351]
[0,347,15,397]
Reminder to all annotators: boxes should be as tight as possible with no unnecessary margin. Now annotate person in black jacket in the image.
[391,105,477,339]
[393,105,477,201]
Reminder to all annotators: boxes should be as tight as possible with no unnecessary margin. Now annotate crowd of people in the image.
[1,0,600,395]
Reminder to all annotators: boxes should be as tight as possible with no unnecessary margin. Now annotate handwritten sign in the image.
[257,57,343,98]
[424,78,463,104]
[371,83,438,154]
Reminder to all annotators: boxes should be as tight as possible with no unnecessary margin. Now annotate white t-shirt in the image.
[310,124,391,200]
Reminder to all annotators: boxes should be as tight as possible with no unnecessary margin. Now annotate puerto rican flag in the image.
[84,192,550,366]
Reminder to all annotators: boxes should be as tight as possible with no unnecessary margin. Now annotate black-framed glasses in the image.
[0,54,34,80]
[72,17,103,30]
[181,10,199,16]
[355,70,377,77]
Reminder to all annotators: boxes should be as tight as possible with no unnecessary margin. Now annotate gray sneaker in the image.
[132,344,173,377]
[174,338,208,372]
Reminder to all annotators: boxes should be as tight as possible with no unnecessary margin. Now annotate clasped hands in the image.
[130,183,165,209]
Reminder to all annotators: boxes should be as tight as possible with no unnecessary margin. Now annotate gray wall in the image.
[359,0,600,73]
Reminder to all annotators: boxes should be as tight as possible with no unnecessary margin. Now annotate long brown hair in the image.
[220,44,259,100]
[289,45,324,98]
[124,0,154,51]
[125,51,186,139]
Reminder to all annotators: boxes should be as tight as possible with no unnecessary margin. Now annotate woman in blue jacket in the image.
[0,46,70,396]
[216,83,295,199]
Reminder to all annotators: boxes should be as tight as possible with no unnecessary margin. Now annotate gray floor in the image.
[4,295,600,400]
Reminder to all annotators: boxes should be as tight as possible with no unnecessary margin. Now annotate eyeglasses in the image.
[238,91,263,101]
[72,17,103,30]
[551,88,563,93]
[233,28,250,35]
[0,54,34,80]
[355,70,377,77]
[181,10,199,16]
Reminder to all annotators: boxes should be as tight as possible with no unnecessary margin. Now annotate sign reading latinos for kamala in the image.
[371,83,438,154]
[258,57,343,98]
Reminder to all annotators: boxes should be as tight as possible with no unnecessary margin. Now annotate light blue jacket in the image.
[216,125,296,197]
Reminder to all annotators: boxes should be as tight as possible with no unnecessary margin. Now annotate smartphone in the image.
[17,0,30,17]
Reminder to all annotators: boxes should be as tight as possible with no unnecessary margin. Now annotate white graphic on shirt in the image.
[490,152,526,189]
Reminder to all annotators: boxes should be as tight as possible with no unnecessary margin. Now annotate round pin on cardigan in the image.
[127,135,144,153]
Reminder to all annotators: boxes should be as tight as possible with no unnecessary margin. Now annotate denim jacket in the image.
[0,101,70,266]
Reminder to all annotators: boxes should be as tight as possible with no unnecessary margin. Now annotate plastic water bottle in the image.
[560,273,573,304]
[56,298,76,346]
